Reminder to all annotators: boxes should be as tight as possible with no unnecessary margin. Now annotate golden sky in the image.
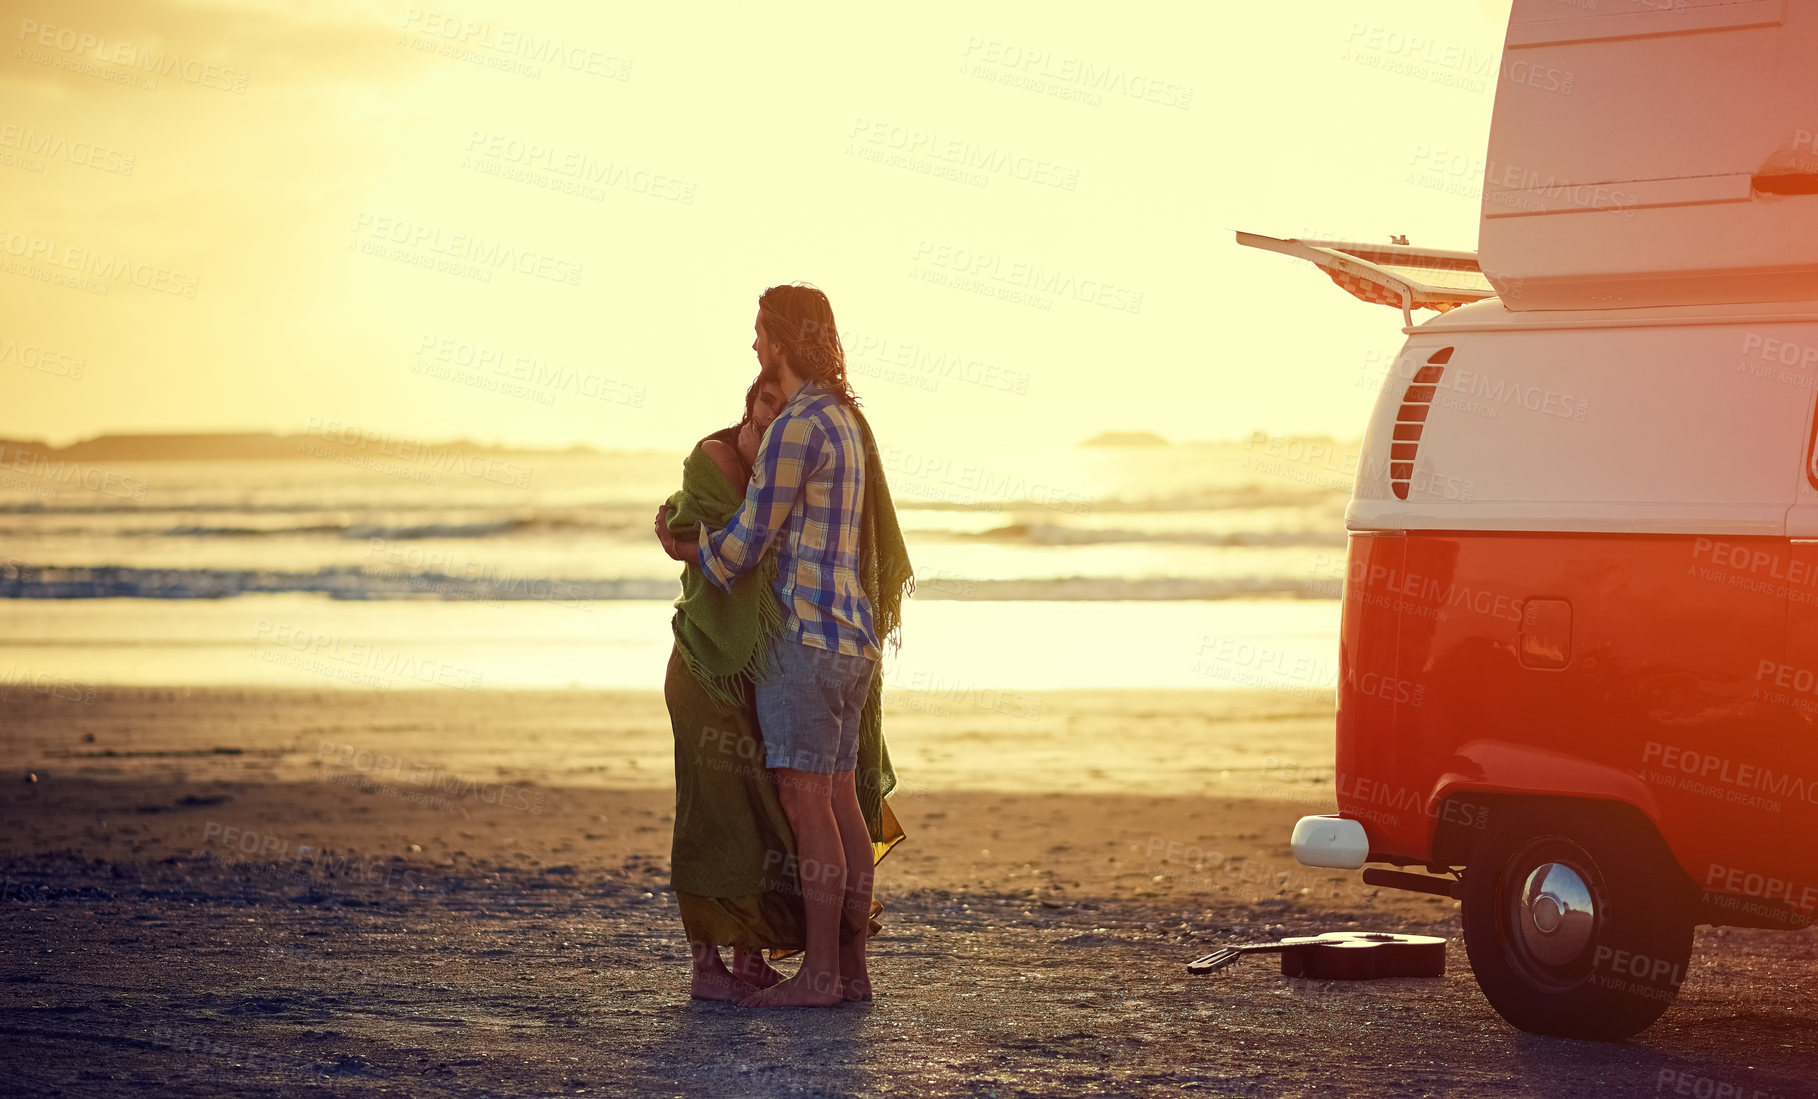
[1,0,1513,454]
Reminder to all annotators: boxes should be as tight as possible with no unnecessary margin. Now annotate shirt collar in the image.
[785,379,826,410]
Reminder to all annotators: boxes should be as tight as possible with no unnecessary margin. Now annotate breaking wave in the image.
[0,565,1342,602]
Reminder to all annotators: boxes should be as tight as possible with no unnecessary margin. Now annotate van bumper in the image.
[1291,814,1370,869]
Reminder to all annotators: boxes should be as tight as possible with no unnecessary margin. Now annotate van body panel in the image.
[1351,306,1816,535]
[1337,405,1818,917]
[1336,531,1403,841]
[1341,527,1790,852]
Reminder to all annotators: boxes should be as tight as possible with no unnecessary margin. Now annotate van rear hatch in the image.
[1234,232,1495,325]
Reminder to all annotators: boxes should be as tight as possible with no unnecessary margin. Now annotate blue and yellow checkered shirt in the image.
[697,382,881,660]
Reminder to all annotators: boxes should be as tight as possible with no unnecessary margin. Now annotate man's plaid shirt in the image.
[697,381,881,660]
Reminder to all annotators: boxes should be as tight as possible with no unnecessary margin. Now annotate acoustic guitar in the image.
[1186,931,1446,980]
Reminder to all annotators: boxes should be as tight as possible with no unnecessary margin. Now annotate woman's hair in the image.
[758,282,859,406]
[735,374,765,429]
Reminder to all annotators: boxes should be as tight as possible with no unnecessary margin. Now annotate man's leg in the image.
[741,768,844,1007]
[831,768,875,999]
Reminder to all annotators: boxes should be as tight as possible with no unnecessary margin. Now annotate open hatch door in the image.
[1235,232,1495,326]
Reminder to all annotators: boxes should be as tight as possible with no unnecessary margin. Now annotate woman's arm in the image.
[700,438,747,486]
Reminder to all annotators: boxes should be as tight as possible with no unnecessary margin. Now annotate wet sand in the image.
[2,686,1814,1097]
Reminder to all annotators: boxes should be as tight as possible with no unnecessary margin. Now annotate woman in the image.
[661,376,905,1000]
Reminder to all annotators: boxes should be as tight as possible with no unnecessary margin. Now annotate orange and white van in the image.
[1251,0,1818,1039]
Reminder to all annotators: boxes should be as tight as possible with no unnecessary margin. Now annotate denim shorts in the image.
[754,634,877,774]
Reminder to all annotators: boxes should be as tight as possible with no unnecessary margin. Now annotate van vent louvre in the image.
[1391,347,1453,500]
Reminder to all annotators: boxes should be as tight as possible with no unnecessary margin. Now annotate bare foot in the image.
[737,970,843,1008]
[729,950,784,990]
[838,976,873,1001]
[690,951,759,1002]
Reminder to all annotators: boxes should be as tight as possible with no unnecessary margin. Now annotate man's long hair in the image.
[758,282,859,406]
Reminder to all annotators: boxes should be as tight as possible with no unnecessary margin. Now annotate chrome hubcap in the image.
[1517,861,1595,966]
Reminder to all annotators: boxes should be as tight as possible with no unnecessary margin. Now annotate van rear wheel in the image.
[1460,804,1693,1040]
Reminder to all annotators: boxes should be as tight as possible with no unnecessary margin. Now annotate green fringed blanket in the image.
[664,441,782,709]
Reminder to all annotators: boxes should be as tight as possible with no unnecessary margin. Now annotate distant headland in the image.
[0,432,602,461]
[1079,431,1170,448]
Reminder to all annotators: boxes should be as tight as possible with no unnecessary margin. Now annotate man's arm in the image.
[697,414,818,593]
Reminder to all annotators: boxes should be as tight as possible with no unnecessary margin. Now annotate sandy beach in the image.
[3,685,1814,1097]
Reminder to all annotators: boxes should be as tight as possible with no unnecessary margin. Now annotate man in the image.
[653,283,883,1008]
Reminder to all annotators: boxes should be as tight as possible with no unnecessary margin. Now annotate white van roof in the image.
[1481,0,1818,310]
[1405,295,1818,335]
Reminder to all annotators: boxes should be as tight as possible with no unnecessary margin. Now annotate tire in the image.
[1460,802,1694,1040]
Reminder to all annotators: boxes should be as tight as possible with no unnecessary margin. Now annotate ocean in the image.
[0,437,1353,691]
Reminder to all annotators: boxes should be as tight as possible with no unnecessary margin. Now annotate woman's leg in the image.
[668,643,803,994]
[690,941,759,1001]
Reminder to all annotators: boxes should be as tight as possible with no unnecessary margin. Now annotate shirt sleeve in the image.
[698,413,819,592]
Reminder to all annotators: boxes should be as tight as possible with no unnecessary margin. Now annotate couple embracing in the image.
[652,283,912,1008]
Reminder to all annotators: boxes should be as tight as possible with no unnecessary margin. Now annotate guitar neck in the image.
[1186,941,1303,975]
